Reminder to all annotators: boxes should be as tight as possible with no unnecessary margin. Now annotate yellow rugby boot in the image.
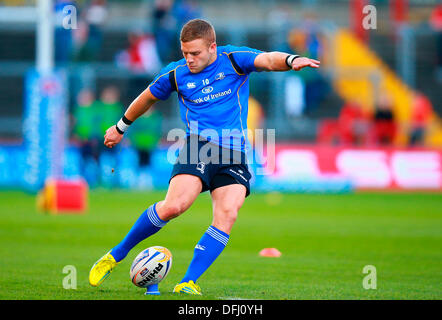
[173,280,202,295]
[89,252,119,287]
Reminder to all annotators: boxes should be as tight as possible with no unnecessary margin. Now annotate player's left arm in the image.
[254,52,320,72]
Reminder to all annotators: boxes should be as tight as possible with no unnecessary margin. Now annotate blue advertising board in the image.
[22,69,68,192]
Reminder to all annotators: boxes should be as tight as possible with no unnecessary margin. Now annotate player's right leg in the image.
[89,174,202,287]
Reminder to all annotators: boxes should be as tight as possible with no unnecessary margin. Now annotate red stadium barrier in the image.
[263,144,442,191]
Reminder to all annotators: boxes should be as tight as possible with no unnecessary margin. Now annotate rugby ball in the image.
[130,246,172,287]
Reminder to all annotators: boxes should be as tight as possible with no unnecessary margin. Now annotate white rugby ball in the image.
[130,246,172,287]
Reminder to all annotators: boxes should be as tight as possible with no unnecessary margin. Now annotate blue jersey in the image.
[148,45,263,152]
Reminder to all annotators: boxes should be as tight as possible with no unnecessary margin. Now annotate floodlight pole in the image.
[36,0,54,74]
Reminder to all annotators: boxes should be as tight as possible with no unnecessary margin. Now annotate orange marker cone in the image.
[259,248,282,257]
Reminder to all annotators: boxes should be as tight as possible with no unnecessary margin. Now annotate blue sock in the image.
[110,203,168,262]
[181,225,229,284]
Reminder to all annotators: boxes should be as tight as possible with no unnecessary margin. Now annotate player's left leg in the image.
[174,183,246,295]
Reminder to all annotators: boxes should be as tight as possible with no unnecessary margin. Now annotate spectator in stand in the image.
[338,100,370,145]
[430,4,442,81]
[72,88,102,186]
[149,0,201,64]
[127,107,163,168]
[172,0,202,30]
[284,24,328,116]
[409,93,434,146]
[75,0,108,61]
[97,86,124,141]
[152,0,177,64]
[54,0,75,64]
[73,86,122,159]
[372,93,397,145]
[115,31,162,99]
[115,31,161,75]
[73,89,101,158]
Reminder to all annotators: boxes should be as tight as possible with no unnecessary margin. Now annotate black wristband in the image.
[115,124,124,135]
[122,115,133,125]
[116,115,133,134]
[285,54,300,68]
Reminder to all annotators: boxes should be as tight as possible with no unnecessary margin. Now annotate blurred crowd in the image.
[54,0,107,64]
[54,0,201,67]
[318,91,434,146]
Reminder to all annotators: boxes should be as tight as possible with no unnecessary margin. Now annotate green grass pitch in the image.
[0,190,441,300]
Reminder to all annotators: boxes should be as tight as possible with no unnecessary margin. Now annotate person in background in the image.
[338,100,370,145]
[150,0,202,64]
[72,88,102,186]
[54,0,75,64]
[115,31,162,100]
[115,31,161,75]
[372,93,397,145]
[97,86,124,141]
[409,93,434,146]
[430,4,442,81]
[127,107,163,168]
[172,0,202,30]
[284,25,327,116]
[95,86,124,188]
[79,0,108,61]
[152,0,177,64]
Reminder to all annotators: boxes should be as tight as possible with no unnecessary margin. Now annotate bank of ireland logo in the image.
[196,161,205,174]
[187,82,195,89]
[202,86,213,94]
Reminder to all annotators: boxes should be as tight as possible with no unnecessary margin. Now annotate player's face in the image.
[181,39,217,73]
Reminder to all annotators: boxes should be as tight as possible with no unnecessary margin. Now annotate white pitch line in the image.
[217,296,262,300]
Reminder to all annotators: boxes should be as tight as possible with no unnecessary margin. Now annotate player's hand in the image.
[104,125,123,148]
[291,57,321,71]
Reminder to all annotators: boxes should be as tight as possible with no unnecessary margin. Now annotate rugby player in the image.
[89,19,320,295]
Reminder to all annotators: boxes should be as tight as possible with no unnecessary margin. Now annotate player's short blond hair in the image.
[180,19,216,46]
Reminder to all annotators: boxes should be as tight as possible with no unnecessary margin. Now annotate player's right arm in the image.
[104,62,176,148]
[104,88,159,148]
